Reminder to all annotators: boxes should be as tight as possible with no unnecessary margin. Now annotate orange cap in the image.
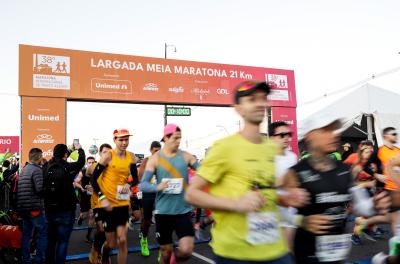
[113,129,132,138]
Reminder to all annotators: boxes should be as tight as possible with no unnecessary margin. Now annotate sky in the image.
[1,0,400,157]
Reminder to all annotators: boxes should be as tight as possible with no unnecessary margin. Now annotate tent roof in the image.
[298,84,400,138]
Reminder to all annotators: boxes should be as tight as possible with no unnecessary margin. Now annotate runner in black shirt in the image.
[283,117,390,264]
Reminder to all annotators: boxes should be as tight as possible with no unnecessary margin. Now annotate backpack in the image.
[43,160,68,209]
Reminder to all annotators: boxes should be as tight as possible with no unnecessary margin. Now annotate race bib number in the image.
[246,212,279,245]
[116,185,131,201]
[316,234,352,262]
[162,178,183,194]
[136,191,143,200]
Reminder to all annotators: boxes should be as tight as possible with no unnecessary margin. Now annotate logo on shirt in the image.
[298,170,321,183]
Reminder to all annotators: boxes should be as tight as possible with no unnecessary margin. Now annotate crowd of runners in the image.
[4,80,400,263]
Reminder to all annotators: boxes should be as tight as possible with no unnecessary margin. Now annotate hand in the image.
[157,180,170,192]
[303,214,334,234]
[99,150,112,165]
[234,191,265,213]
[86,185,93,193]
[374,173,387,183]
[100,198,112,211]
[374,191,391,215]
[283,188,310,208]
[120,184,131,194]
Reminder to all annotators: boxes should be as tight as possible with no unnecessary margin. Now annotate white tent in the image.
[298,84,400,146]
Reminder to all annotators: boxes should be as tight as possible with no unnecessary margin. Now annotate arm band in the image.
[129,163,139,187]
[91,163,106,197]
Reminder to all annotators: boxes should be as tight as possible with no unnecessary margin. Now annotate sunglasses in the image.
[273,132,292,138]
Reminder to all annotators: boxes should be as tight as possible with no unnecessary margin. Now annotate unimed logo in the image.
[28,114,60,122]
[42,149,53,158]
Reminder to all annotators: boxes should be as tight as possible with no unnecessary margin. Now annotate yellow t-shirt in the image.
[98,150,132,207]
[197,133,288,261]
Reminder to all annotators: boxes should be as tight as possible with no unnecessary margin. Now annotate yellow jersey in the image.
[197,133,288,261]
[98,149,132,207]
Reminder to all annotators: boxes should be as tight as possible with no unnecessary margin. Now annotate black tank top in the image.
[292,159,353,264]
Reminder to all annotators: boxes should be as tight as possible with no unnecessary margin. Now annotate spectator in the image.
[44,143,85,264]
[16,148,47,264]
[342,142,354,161]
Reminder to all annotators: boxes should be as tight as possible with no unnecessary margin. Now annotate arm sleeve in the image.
[189,160,200,170]
[68,149,86,176]
[129,163,139,187]
[139,170,157,193]
[32,167,44,195]
[91,163,106,196]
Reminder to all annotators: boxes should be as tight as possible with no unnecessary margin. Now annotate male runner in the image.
[283,117,390,264]
[87,143,112,264]
[137,141,161,257]
[74,156,96,242]
[140,125,198,264]
[269,121,298,251]
[186,81,308,264]
[91,129,139,264]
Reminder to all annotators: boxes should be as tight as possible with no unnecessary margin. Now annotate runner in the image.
[137,141,161,257]
[87,143,112,264]
[186,80,308,264]
[282,117,391,264]
[91,129,139,264]
[74,156,96,242]
[140,124,198,264]
[269,121,298,251]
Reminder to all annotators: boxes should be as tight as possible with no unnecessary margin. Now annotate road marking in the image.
[192,252,215,264]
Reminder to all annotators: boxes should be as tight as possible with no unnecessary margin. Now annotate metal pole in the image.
[366,114,373,141]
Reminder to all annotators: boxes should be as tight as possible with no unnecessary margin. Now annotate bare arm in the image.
[185,175,265,213]
[138,157,149,181]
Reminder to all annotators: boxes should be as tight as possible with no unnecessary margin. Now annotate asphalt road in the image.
[67,218,392,264]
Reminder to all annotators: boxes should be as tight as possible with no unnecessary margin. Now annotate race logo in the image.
[168,86,184,94]
[143,83,159,92]
[216,88,230,95]
[192,88,210,100]
[33,54,70,90]
[33,134,54,144]
[266,74,288,89]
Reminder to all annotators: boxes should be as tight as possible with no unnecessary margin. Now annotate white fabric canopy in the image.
[298,84,400,144]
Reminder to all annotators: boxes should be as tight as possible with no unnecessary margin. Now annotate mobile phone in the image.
[73,139,80,150]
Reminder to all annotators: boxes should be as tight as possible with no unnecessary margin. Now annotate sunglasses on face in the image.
[273,132,292,138]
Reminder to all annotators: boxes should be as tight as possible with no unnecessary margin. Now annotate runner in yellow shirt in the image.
[186,81,308,263]
[91,130,138,264]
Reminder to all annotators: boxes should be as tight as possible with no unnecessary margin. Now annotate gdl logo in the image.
[216,88,229,95]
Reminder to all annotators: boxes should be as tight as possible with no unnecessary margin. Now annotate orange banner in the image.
[19,45,296,107]
[21,97,66,164]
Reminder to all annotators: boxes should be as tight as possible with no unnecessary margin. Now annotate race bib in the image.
[315,234,352,262]
[116,185,131,201]
[136,191,143,200]
[162,178,183,194]
[246,212,279,245]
